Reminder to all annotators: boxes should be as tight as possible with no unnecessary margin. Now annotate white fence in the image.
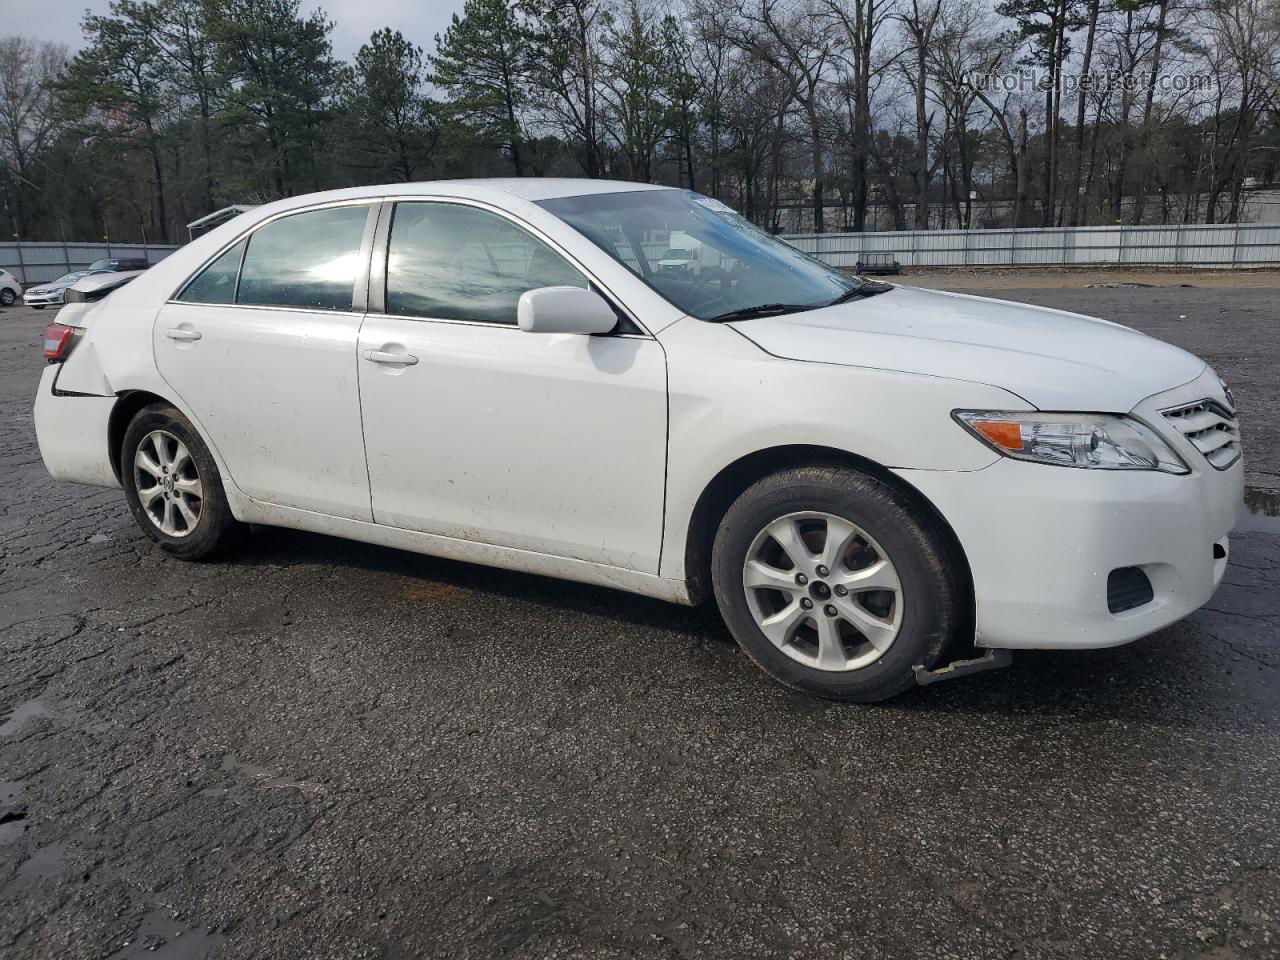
[6,223,1280,285]
[1,242,180,286]
[783,223,1280,269]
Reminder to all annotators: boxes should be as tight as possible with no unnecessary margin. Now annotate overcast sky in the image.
[12,0,468,59]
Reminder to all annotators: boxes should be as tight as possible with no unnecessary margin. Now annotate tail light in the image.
[43,323,77,362]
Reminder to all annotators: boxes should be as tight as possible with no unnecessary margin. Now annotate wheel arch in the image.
[107,389,181,483]
[680,445,974,626]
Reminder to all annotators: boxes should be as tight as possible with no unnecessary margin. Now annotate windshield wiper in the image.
[705,302,817,323]
[827,280,894,306]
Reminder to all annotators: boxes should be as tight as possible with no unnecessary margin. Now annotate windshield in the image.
[55,271,89,285]
[538,189,861,320]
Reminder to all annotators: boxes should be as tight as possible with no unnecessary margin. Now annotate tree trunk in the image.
[1131,0,1169,224]
[1016,108,1029,228]
[147,127,170,243]
[1066,0,1099,226]
[503,74,525,176]
[806,96,825,233]
[913,44,929,230]
[684,120,697,193]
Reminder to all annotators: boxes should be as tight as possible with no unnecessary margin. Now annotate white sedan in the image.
[0,268,20,306]
[32,180,1243,701]
[24,270,94,309]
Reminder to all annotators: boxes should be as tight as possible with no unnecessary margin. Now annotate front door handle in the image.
[165,328,202,342]
[364,349,418,366]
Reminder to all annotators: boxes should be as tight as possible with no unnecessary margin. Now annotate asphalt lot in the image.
[2,282,1279,960]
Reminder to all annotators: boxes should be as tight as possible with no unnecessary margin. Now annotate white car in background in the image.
[0,269,20,306]
[24,258,153,309]
[24,271,94,309]
[30,180,1244,702]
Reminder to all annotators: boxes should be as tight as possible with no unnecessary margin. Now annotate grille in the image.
[1108,567,1154,614]
[1161,399,1241,470]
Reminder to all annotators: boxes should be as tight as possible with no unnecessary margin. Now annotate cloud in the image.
[13,0,466,59]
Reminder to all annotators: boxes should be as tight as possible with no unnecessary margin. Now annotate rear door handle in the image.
[364,349,418,366]
[165,328,202,342]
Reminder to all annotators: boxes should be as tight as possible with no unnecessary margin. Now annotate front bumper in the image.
[897,371,1244,650]
[24,289,64,307]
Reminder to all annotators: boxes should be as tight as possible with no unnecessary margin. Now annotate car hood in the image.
[729,285,1206,411]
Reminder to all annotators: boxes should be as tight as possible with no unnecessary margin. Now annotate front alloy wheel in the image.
[711,464,965,702]
[743,512,903,672]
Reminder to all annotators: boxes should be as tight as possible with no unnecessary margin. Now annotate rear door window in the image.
[237,205,371,311]
[177,239,245,304]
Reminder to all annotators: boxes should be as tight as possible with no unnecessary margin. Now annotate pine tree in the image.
[338,29,437,183]
[205,0,340,197]
[432,0,532,176]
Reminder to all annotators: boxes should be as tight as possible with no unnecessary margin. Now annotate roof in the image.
[188,180,679,237]
[449,178,676,201]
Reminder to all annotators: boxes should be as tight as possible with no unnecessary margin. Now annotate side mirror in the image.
[517,286,618,335]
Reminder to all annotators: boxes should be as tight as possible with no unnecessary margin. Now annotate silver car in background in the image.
[23,271,93,309]
[24,258,154,309]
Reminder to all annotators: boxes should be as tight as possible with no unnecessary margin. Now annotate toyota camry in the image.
[33,180,1243,701]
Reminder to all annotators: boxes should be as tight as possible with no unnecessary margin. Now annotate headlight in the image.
[954,411,1189,474]
[1216,373,1235,410]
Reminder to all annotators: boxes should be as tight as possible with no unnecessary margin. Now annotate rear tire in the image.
[121,403,243,560]
[711,464,964,703]
[0,289,14,306]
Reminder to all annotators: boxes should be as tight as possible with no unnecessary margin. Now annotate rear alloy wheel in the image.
[711,464,964,702]
[122,403,243,559]
[0,289,14,306]
[133,430,203,538]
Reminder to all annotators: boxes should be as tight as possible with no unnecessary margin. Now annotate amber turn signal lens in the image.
[970,420,1024,451]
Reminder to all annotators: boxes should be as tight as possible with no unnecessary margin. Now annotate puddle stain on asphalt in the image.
[0,778,27,845]
[0,698,59,737]
[1239,487,1280,534]
[109,905,226,960]
[200,754,326,797]
[15,840,69,880]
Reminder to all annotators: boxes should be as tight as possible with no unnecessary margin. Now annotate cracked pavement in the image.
[2,284,1279,960]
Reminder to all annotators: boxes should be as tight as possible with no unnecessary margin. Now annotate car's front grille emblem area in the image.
[1162,398,1241,470]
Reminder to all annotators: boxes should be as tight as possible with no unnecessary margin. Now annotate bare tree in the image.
[728,0,834,231]
[928,0,986,227]
[1193,0,1278,222]
[822,0,890,229]
[0,37,67,235]
[894,0,944,227]
[599,0,676,181]
[524,0,611,177]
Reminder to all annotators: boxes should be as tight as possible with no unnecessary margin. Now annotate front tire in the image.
[711,464,964,703]
[121,403,242,560]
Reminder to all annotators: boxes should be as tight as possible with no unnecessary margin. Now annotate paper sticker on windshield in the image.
[693,196,736,215]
